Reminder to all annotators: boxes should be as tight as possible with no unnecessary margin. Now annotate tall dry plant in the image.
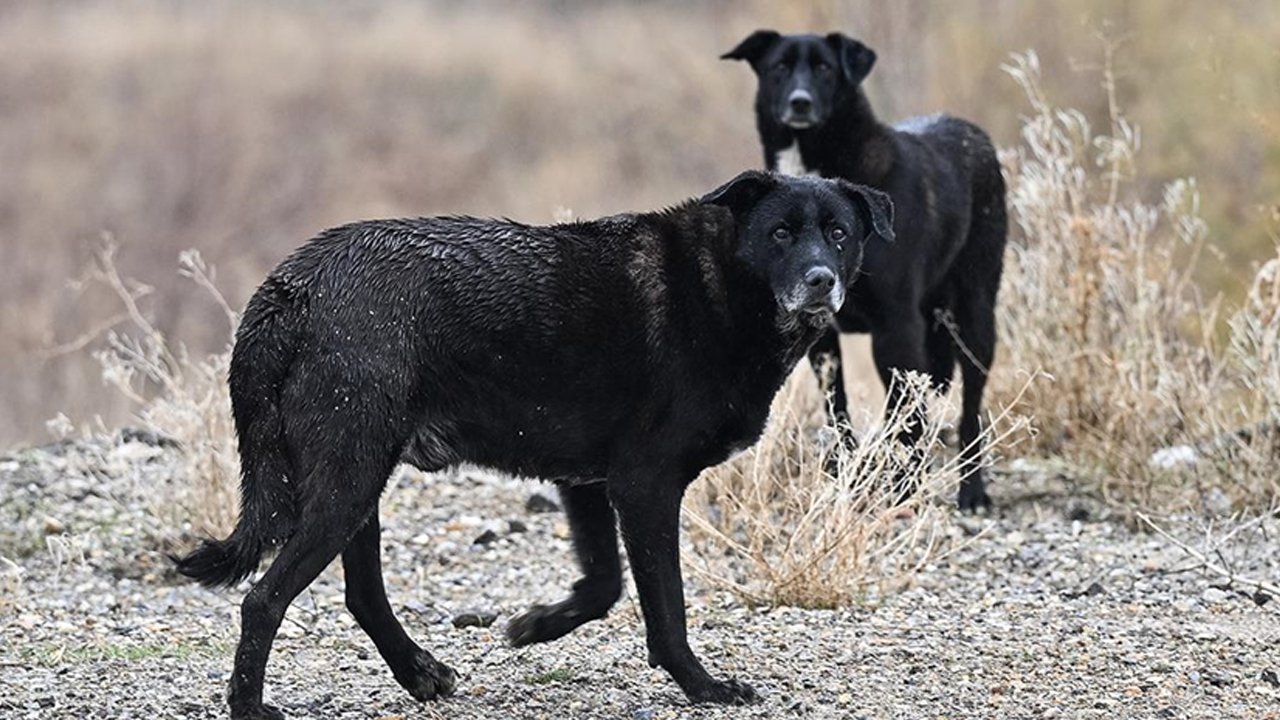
[993,51,1279,509]
[85,238,240,543]
[1215,242,1280,496]
[684,370,1030,609]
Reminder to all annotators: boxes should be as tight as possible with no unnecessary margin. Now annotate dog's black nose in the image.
[789,94,813,115]
[805,267,836,291]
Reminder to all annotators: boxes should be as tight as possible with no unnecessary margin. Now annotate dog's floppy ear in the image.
[702,170,779,218]
[825,33,876,84]
[840,181,894,243]
[721,30,781,67]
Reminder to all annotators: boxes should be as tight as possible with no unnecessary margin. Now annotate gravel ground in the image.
[1,436,1278,719]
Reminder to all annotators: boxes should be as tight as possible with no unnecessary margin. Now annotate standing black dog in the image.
[175,171,893,719]
[723,30,1008,510]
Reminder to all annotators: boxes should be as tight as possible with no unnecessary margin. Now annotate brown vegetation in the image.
[4,0,1279,446]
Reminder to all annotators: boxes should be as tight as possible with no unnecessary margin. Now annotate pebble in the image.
[525,490,561,514]
[452,611,498,629]
[1202,587,1231,604]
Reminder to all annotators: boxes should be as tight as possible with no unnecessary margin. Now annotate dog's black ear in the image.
[702,170,779,218]
[721,30,781,67]
[825,33,876,84]
[840,181,894,243]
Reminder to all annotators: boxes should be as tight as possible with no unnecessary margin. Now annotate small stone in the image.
[1252,591,1272,607]
[42,515,65,535]
[632,708,655,720]
[1202,587,1230,604]
[508,519,528,534]
[473,529,499,545]
[837,692,852,705]
[1065,582,1104,599]
[1262,669,1280,688]
[525,491,561,514]
[452,611,497,629]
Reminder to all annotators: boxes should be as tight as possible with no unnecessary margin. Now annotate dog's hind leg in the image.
[952,179,1006,512]
[228,415,409,719]
[507,483,622,646]
[344,513,456,701]
[870,310,933,499]
[925,306,956,395]
[229,496,381,719]
[951,283,998,512]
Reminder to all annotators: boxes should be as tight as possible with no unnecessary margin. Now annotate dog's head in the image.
[722,30,875,131]
[703,171,893,325]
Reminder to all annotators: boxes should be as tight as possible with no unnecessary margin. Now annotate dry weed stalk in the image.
[87,238,240,542]
[684,369,1030,609]
[1137,509,1280,602]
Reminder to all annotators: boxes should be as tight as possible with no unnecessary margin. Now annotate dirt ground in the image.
[1,436,1278,719]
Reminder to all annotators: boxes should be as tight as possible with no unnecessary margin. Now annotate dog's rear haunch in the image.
[175,171,892,719]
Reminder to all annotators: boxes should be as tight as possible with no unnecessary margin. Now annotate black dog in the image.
[723,30,1008,511]
[175,171,893,718]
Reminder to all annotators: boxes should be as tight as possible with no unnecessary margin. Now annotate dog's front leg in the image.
[608,472,758,705]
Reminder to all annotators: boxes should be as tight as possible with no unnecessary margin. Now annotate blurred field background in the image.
[2,0,1279,446]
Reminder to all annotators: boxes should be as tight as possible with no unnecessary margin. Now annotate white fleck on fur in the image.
[775,141,815,177]
[894,113,944,135]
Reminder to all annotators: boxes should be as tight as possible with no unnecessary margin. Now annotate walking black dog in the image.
[175,171,893,719]
[723,30,1008,510]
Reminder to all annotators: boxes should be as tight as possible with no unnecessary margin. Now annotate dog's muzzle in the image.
[783,267,845,318]
[782,89,817,129]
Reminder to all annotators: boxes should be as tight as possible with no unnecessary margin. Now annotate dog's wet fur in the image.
[723,30,1009,510]
[174,172,893,719]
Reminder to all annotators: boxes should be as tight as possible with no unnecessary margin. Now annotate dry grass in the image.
[683,370,1031,609]
[990,51,1280,510]
[82,239,240,544]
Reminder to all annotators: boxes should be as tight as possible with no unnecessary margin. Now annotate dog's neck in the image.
[762,89,894,185]
[651,205,820,375]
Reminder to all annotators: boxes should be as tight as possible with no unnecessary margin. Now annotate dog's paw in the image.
[686,678,760,706]
[397,650,457,701]
[506,605,546,647]
[956,482,992,513]
[506,603,571,647]
[230,704,286,720]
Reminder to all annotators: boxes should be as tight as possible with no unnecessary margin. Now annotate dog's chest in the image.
[774,142,816,177]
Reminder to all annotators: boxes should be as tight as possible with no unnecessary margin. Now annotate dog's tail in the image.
[174,277,303,588]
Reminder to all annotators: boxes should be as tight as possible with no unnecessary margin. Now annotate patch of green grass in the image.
[525,667,575,685]
[13,639,232,667]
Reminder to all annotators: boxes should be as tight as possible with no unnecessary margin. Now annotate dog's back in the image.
[888,113,1006,287]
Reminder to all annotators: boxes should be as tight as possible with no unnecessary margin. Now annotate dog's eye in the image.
[815,62,832,75]
[771,62,788,75]
[772,227,791,243]
[829,227,847,242]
